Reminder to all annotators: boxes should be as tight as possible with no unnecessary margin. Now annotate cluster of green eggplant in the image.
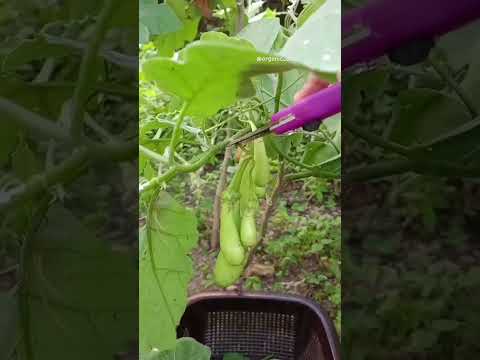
[214,133,270,288]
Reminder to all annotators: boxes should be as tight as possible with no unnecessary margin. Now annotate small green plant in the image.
[244,276,264,291]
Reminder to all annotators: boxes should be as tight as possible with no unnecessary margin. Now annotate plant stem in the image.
[274,72,284,113]
[345,151,480,182]
[344,119,410,156]
[428,55,478,118]
[88,139,137,161]
[168,103,188,164]
[259,162,285,242]
[211,124,233,249]
[270,139,312,170]
[31,81,138,99]
[44,34,137,71]
[252,73,287,251]
[0,97,70,143]
[388,64,441,83]
[140,129,250,193]
[69,0,115,140]
[318,125,340,154]
[218,0,232,34]
[262,88,289,108]
[0,149,90,213]
[84,114,116,142]
[204,74,304,134]
[236,0,246,33]
[285,168,337,181]
[0,140,136,213]
[344,159,414,182]
[241,161,286,279]
[140,145,167,164]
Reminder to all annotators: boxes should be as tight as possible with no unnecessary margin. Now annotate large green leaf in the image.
[264,133,303,159]
[140,3,182,37]
[280,0,340,80]
[342,69,388,122]
[303,141,338,166]
[153,0,201,57]
[388,89,471,146]
[237,18,281,53]
[437,19,480,69]
[140,192,199,355]
[18,206,137,359]
[142,32,304,117]
[411,117,480,164]
[324,113,341,148]
[145,338,211,360]
[312,154,341,177]
[297,0,326,28]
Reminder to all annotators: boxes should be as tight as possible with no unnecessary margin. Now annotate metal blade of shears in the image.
[229,123,272,146]
[230,114,298,146]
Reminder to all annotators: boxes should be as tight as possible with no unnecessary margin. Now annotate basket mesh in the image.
[204,311,297,360]
[299,333,327,360]
[178,293,339,360]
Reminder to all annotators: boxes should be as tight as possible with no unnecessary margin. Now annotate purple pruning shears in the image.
[231,82,341,145]
[231,0,480,145]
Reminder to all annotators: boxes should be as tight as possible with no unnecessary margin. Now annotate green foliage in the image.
[258,185,341,326]
[244,276,263,291]
[267,211,340,270]
[141,32,306,118]
[342,8,480,357]
[152,0,201,56]
[280,0,340,81]
[388,89,471,146]
[139,0,341,354]
[19,206,137,359]
[303,141,338,166]
[143,337,276,360]
[144,338,211,360]
[254,70,308,113]
[297,0,327,28]
[140,192,198,354]
[139,2,182,43]
[237,18,282,53]
[0,1,137,358]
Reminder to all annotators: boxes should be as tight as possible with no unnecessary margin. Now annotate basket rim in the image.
[187,291,340,360]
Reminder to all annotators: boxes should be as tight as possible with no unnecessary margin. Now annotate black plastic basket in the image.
[177,292,340,360]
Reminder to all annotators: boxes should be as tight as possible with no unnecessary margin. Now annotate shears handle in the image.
[343,0,480,69]
[270,83,341,135]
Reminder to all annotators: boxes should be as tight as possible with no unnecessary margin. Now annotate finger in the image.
[294,75,329,103]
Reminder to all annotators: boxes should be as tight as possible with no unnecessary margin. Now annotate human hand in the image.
[294,71,341,103]
[294,71,341,131]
